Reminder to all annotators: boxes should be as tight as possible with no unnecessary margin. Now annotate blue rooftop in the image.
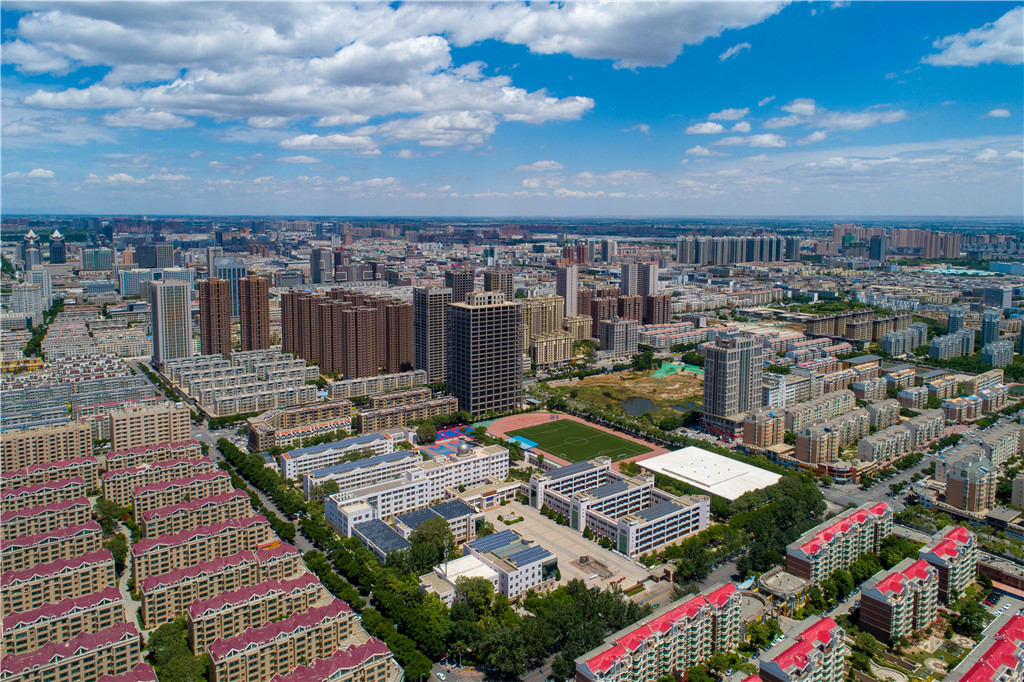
[546,460,597,481]
[507,545,553,567]
[587,480,629,500]
[395,507,436,531]
[289,432,390,459]
[430,499,477,521]
[353,519,410,555]
[307,450,413,478]
[635,499,684,522]
[466,529,519,553]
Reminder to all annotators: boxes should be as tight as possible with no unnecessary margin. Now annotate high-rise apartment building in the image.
[414,287,453,384]
[643,293,671,325]
[108,402,192,452]
[982,309,1002,346]
[383,302,414,373]
[137,243,174,269]
[703,332,763,435]
[206,246,223,276]
[982,287,1012,310]
[81,248,115,271]
[445,266,475,303]
[556,263,579,317]
[151,280,193,368]
[213,257,248,318]
[483,268,515,301]
[869,235,887,261]
[759,617,846,682]
[638,262,659,299]
[947,306,966,334]
[310,247,333,284]
[786,502,891,584]
[448,290,523,415]
[620,262,639,296]
[199,278,232,358]
[919,526,978,604]
[238,275,270,351]
[860,558,938,642]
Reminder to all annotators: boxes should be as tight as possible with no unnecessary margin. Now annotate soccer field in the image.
[508,419,651,462]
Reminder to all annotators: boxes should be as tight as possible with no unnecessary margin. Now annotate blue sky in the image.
[2,1,1021,216]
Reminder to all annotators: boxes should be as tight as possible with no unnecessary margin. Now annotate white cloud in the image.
[923,7,1023,66]
[248,116,290,129]
[625,124,651,135]
[1,40,72,75]
[976,148,1000,162]
[763,114,803,129]
[709,107,749,121]
[716,134,788,148]
[1005,150,1024,161]
[85,172,145,185]
[718,42,751,61]
[798,131,828,145]
[147,172,189,182]
[103,108,194,130]
[395,149,420,159]
[277,155,322,164]
[731,121,752,133]
[782,98,818,116]
[188,151,204,158]
[686,121,726,134]
[986,108,1011,118]
[4,168,56,180]
[686,145,713,156]
[279,133,378,152]
[758,96,776,107]
[515,160,564,172]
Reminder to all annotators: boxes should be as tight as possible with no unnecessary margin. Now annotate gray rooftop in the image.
[634,499,684,522]
[307,450,413,478]
[586,480,629,500]
[354,519,411,555]
[430,499,477,521]
[546,460,598,481]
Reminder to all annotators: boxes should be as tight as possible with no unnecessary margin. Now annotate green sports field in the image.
[508,419,651,462]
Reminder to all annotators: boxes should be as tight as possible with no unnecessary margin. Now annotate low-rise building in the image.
[395,499,479,544]
[327,369,428,400]
[463,530,558,599]
[141,490,253,538]
[1,586,124,656]
[575,584,741,682]
[0,497,92,541]
[943,395,982,423]
[785,502,891,585]
[758,617,845,682]
[102,457,216,507]
[281,432,402,483]
[208,600,356,682]
[0,622,142,682]
[785,390,856,432]
[130,470,234,519]
[919,526,979,604]
[860,558,939,642]
[246,400,355,452]
[354,395,460,433]
[0,549,115,616]
[1,521,103,574]
[926,376,959,401]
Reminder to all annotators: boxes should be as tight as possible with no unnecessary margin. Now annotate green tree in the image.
[147,617,208,682]
[408,515,458,573]
[455,576,494,617]
[417,421,438,444]
[94,498,130,536]
[687,666,715,682]
[855,631,880,658]
[104,533,128,576]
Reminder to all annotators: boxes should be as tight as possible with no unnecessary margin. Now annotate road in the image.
[821,456,932,513]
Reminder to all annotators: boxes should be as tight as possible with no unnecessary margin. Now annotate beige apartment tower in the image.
[448,290,523,416]
[238,275,270,351]
[151,279,193,368]
[199,277,232,358]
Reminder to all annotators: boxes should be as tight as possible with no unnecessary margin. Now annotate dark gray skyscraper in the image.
[48,230,66,264]
[947,306,965,334]
[483,268,515,302]
[445,266,475,303]
[448,290,523,416]
[414,287,453,384]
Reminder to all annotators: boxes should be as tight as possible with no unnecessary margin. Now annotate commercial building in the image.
[0,549,116,616]
[139,544,302,628]
[758,617,846,682]
[575,584,741,682]
[0,622,142,682]
[325,443,509,531]
[445,266,475,304]
[529,457,711,557]
[1,586,124,656]
[199,277,232,358]
[463,530,558,598]
[0,422,92,473]
[150,279,193,368]
[208,600,355,682]
[187,573,322,652]
[785,502,892,584]
[247,401,355,452]
[703,331,764,438]
[413,287,453,384]
[282,432,402,482]
[238,275,270,351]
[982,287,1013,309]
[109,401,191,452]
[447,290,523,415]
[213,257,247,319]
[860,558,939,642]
[637,447,781,501]
[919,526,979,604]
[483,268,515,301]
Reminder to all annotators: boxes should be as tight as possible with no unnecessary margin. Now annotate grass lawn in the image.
[508,419,651,462]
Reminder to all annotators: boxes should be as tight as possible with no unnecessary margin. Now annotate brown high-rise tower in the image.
[238,275,270,351]
[199,277,231,358]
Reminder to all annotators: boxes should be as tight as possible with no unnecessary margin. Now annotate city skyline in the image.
[2,2,1021,217]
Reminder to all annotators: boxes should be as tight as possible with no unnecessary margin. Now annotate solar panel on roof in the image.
[466,529,518,553]
[430,499,476,520]
[635,500,683,522]
[508,545,552,566]
[547,461,596,480]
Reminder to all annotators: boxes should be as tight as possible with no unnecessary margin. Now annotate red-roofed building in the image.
[759,617,845,682]
[208,601,355,682]
[0,496,92,541]
[1,586,124,656]
[187,574,324,652]
[574,584,741,682]
[0,477,86,514]
[140,489,252,538]
[130,470,233,519]
[919,525,979,604]
[0,621,142,682]
[268,637,402,682]
[105,440,202,471]
[786,502,892,585]
[101,456,215,507]
[1,521,103,574]
[98,663,160,682]
[860,558,939,642]
[0,549,116,616]
[946,614,1024,682]
[1,456,100,492]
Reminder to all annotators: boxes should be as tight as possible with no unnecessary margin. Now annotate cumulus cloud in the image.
[85,172,145,185]
[515,160,564,172]
[718,42,751,61]
[279,133,377,152]
[686,121,726,134]
[1,40,72,75]
[923,7,1023,66]
[731,121,752,133]
[625,124,651,135]
[277,155,322,164]
[976,148,1000,162]
[709,107,749,121]
[986,108,1011,118]
[798,131,828,145]
[103,108,195,130]
[715,134,787,148]
[3,168,56,180]
[765,98,906,132]
[782,98,818,116]
[685,145,715,156]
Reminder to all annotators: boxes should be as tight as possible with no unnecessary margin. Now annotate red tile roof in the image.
[207,600,351,660]
[2,586,122,630]
[0,495,90,522]
[3,457,97,479]
[101,456,212,481]
[798,503,889,555]
[187,573,322,619]
[958,615,1024,682]
[130,469,228,496]
[141,489,249,521]
[132,514,267,556]
[98,663,159,682]
[768,617,841,673]
[0,476,86,501]
[139,549,258,593]
[5,520,101,549]
[106,440,200,458]
[268,637,392,682]
[0,548,113,587]
[0,621,139,675]
[873,559,933,597]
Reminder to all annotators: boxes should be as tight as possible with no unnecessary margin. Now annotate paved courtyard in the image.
[482,500,654,591]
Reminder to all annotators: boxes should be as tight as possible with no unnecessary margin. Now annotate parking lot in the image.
[482,501,654,591]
